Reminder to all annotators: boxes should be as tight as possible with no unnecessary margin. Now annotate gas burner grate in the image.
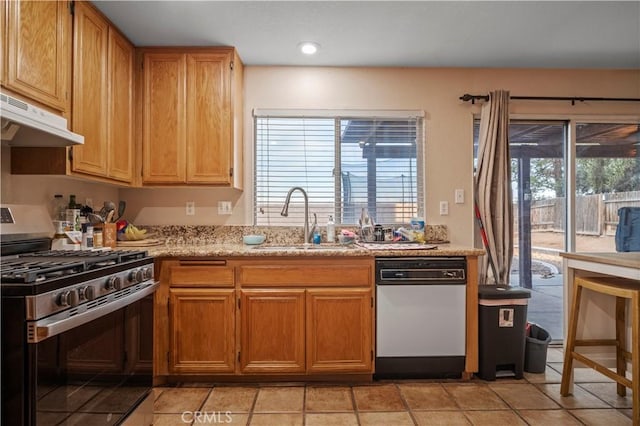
[0,260,86,284]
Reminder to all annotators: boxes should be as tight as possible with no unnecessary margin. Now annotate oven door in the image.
[2,281,157,426]
[32,293,155,426]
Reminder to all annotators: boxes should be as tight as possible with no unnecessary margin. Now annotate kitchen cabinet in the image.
[306,288,372,373]
[71,1,134,183]
[10,1,135,185]
[239,289,306,373]
[2,0,72,112]
[169,288,236,374]
[140,48,243,188]
[237,257,374,375]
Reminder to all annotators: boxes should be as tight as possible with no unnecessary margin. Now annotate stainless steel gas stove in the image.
[1,204,157,426]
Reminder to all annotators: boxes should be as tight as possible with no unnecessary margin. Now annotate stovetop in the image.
[1,249,152,296]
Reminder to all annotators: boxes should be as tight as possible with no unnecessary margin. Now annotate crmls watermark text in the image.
[182,411,233,424]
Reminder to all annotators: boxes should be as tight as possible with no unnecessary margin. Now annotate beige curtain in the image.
[475,90,513,284]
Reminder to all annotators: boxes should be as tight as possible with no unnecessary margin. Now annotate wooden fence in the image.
[516,191,640,236]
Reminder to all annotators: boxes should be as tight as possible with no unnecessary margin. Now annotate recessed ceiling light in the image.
[299,42,320,55]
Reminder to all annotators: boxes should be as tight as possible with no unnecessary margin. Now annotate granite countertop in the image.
[145,242,485,258]
[126,224,484,258]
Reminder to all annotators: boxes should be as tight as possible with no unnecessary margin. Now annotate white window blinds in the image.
[255,113,424,226]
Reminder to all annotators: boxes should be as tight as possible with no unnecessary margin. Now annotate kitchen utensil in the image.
[116,200,126,221]
[105,209,115,223]
[87,213,104,224]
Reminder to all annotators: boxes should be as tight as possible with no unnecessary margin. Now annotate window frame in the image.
[253,109,425,226]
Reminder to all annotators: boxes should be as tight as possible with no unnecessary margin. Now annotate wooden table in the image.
[560,252,640,421]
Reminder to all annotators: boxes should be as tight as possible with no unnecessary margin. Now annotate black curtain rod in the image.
[459,93,640,105]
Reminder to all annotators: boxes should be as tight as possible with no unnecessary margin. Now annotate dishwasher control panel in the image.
[375,257,466,284]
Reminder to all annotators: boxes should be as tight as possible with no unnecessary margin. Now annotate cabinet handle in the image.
[179,260,227,266]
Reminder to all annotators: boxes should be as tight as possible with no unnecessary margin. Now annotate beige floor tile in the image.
[517,409,582,425]
[253,386,304,413]
[358,411,414,426]
[79,386,149,413]
[412,410,471,425]
[352,384,405,411]
[398,383,458,410]
[153,413,193,426]
[569,408,633,425]
[304,412,359,426]
[489,383,560,410]
[443,384,508,410]
[305,386,354,412]
[578,382,634,408]
[202,386,258,413]
[537,383,610,409]
[550,363,618,383]
[619,408,633,419]
[227,413,250,425]
[249,413,303,426]
[154,388,210,414]
[524,367,563,383]
[463,410,527,425]
[546,347,565,363]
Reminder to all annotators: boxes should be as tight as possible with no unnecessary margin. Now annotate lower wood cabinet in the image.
[239,289,305,374]
[306,288,373,373]
[168,288,235,373]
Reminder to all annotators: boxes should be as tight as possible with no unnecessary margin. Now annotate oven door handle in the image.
[27,281,159,343]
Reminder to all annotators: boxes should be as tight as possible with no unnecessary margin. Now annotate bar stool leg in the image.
[631,291,639,426]
[615,296,627,397]
[561,282,583,396]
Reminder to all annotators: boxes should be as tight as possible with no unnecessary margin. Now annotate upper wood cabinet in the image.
[2,0,72,112]
[71,1,134,183]
[140,48,243,188]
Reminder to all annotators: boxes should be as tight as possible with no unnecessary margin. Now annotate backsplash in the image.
[144,224,449,245]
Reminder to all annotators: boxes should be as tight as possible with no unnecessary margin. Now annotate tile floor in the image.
[153,347,634,425]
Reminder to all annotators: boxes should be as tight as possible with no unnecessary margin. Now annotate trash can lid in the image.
[478,285,531,299]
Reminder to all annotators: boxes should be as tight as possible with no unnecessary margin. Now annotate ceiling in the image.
[92,1,640,69]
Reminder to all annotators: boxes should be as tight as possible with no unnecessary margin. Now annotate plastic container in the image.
[478,285,531,380]
[524,323,552,373]
[326,215,335,243]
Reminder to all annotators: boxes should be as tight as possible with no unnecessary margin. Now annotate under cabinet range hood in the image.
[0,93,84,147]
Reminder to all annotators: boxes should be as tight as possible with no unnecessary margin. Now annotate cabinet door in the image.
[142,53,186,183]
[306,288,373,373]
[240,289,305,373]
[71,1,108,177]
[186,52,232,184]
[107,29,134,182]
[169,288,235,373]
[5,0,70,111]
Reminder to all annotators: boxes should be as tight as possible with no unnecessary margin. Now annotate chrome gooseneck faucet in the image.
[280,187,311,244]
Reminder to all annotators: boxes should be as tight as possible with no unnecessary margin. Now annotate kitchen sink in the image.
[251,244,354,251]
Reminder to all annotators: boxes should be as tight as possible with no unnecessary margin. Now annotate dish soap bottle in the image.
[326,215,335,243]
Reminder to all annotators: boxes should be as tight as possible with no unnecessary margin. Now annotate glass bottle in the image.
[51,194,66,221]
[68,194,77,209]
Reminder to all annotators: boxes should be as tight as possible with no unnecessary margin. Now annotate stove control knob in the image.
[128,270,139,284]
[57,290,79,307]
[135,269,145,283]
[142,267,153,280]
[106,276,123,290]
[80,286,96,301]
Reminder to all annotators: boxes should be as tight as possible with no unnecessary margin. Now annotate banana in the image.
[124,224,148,240]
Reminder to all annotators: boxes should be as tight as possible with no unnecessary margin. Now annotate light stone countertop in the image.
[144,242,485,258]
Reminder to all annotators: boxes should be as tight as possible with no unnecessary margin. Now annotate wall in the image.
[2,68,639,245]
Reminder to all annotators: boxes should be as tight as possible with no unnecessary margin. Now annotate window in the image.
[254,112,424,226]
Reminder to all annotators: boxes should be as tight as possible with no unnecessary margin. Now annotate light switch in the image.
[218,201,233,215]
[439,201,449,215]
[455,189,464,204]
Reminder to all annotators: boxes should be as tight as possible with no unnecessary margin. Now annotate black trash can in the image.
[524,323,552,373]
[478,285,531,380]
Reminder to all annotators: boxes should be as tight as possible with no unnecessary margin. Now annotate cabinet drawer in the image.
[170,261,234,287]
[238,262,372,287]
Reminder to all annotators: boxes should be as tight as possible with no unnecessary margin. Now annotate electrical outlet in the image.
[218,201,233,215]
[186,201,195,216]
[455,189,464,204]
[439,201,449,215]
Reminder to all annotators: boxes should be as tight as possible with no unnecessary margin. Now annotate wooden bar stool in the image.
[560,276,639,424]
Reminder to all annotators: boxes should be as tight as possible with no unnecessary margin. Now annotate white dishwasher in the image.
[375,257,467,379]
